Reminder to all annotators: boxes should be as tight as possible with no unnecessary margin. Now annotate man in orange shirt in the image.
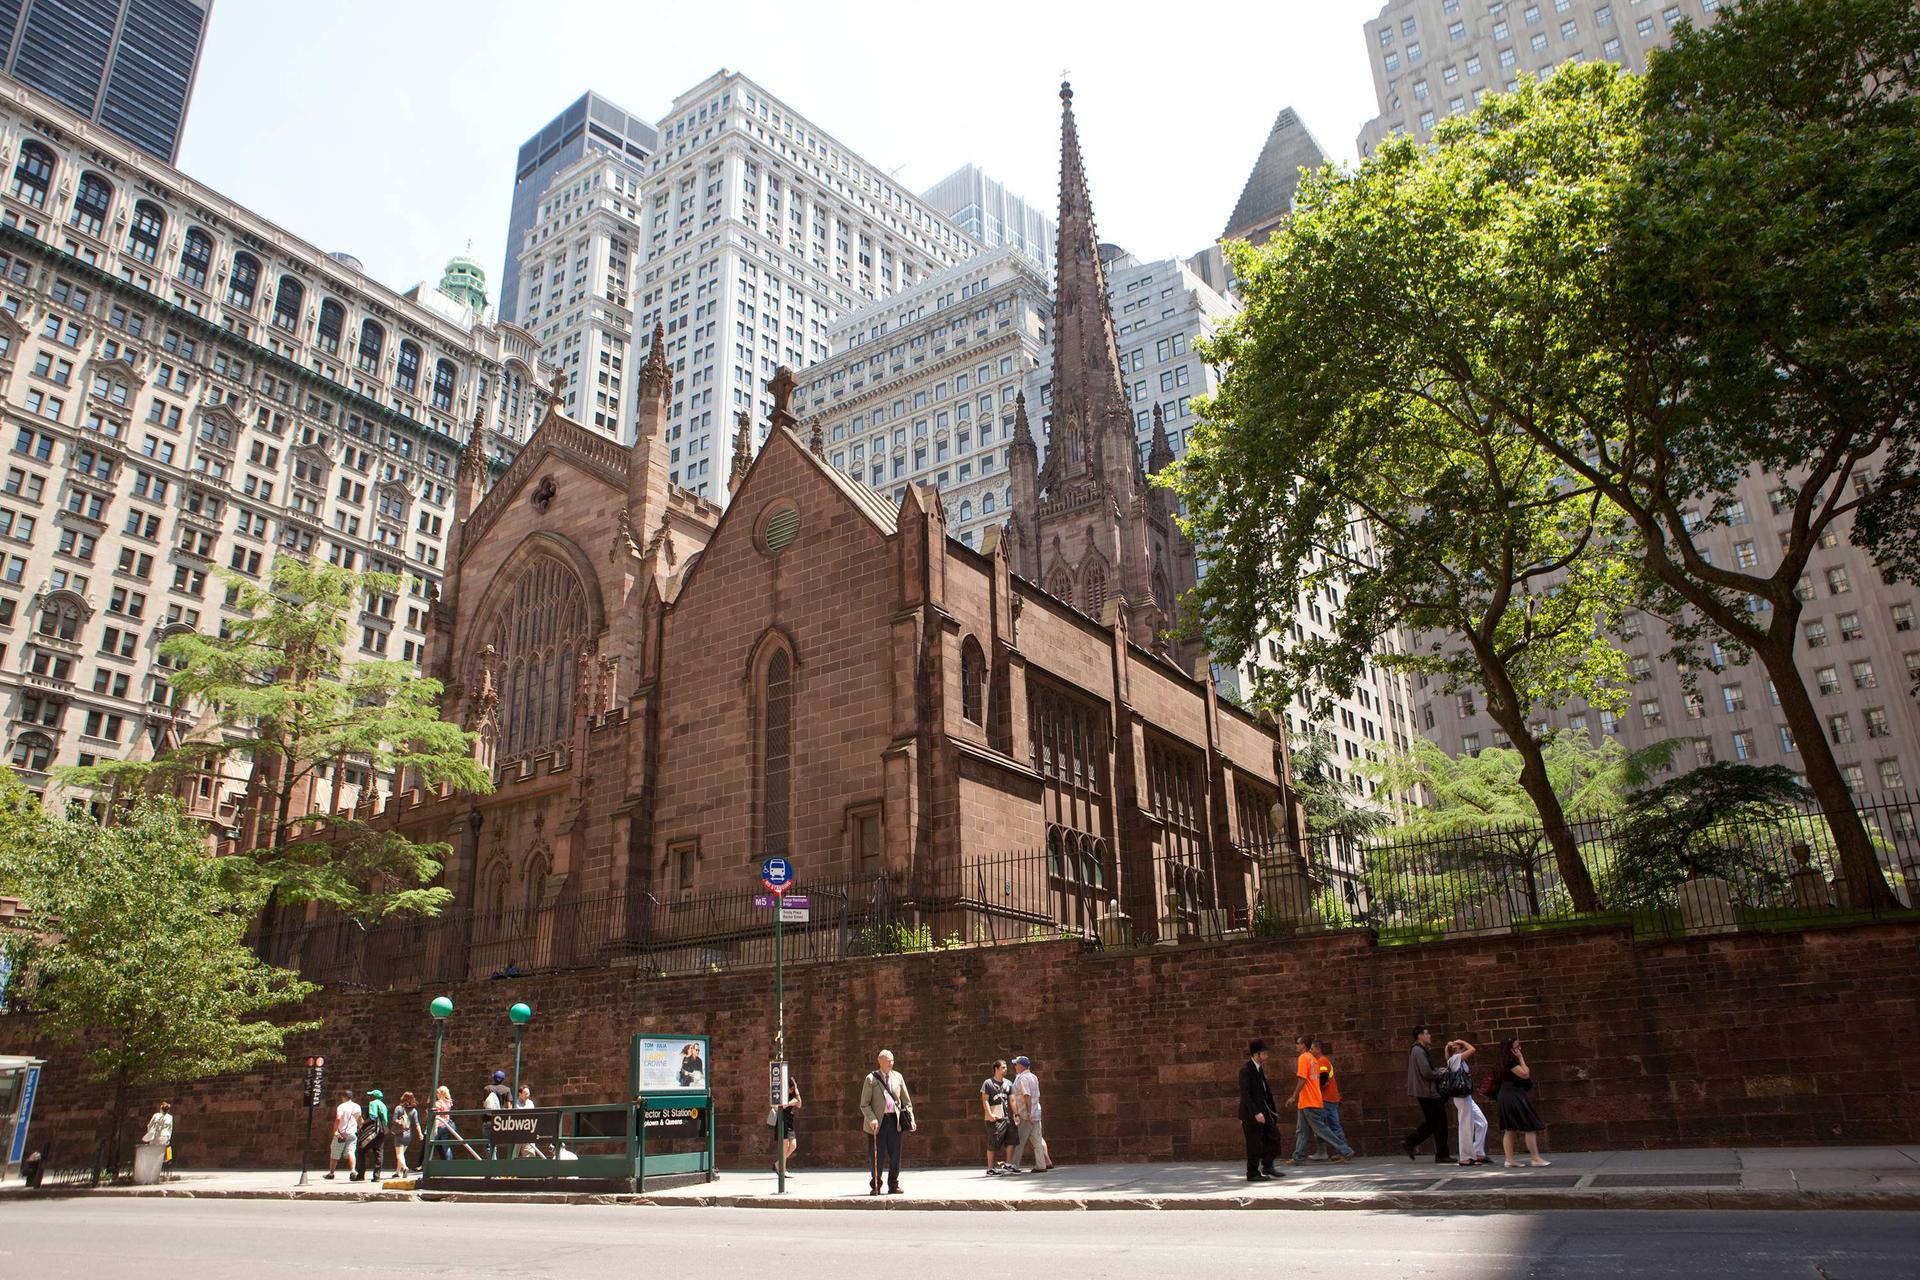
[1286,1032,1352,1165]
[1313,1038,1352,1159]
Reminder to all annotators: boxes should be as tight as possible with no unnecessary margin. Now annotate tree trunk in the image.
[98,1062,129,1183]
[1507,727,1603,911]
[1757,636,1897,909]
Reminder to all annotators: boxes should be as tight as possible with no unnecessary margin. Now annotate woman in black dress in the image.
[1492,1037,1550,1168]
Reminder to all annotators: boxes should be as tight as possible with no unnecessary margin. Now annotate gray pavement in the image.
[1,1198,1917,1279]
[10,1145,1919,1211]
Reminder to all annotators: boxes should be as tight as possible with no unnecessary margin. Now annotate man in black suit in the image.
[1238,1038,1284,1182]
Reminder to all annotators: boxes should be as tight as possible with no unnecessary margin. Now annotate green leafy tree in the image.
[62,559,490,931]
[1367,736,1673,918]
[1171,106,1637,910]
[0,777,318,1170]
[1290,730,1390,845]
[1605,763,1815,908]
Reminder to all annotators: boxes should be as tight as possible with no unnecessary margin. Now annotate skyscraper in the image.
[500,92,656,325]
[1357,0,1724,155]
[631,70,972,500]
[0,0,212,163]
[920,164,1054,276]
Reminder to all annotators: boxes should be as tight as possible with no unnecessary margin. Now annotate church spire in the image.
[1148,402,1175,474]
[1046,81,1136,501]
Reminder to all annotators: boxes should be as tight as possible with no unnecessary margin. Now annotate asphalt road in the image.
[2,1200,1915,1278]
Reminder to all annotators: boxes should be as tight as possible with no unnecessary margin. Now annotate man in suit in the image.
[1238,1039,1284,1182]
[858,1048,915,1196]
[1402,1025,1453,1163]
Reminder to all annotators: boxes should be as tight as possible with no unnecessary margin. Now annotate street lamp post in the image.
[508,1002,531,1096]
[429,996,453,1102]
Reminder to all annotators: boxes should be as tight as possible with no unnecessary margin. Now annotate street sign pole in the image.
[760,855,793,1196]
[297,1055,324,1186]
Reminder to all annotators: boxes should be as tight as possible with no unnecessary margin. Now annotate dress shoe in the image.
[1247,1172,1270,1182]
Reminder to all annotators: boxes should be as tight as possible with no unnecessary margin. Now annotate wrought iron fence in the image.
[251,797,1920,987]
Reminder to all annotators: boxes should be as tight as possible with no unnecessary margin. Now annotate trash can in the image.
[132,1142,165,1185]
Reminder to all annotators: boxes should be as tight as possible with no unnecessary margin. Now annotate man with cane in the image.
[859,1048,915,1196]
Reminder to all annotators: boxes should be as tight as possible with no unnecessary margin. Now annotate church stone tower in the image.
[1008,83,1202,672]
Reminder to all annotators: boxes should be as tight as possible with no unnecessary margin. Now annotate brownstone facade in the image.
[18,921,1919,1171]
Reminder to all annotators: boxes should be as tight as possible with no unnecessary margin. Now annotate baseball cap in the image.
[1012,1056,1031,1067]
[492,1070,506,1083]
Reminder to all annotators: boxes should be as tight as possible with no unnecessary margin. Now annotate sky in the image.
[177,0,1386,303]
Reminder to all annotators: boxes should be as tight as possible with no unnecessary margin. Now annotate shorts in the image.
[329,1136,356,1159]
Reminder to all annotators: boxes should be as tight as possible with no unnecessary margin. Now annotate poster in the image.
[637,1036,708,1093]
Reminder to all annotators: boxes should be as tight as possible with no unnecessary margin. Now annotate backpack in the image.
[1436,1065,1474,1099]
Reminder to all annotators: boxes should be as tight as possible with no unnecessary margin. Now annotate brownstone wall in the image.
[16,921,1918,1172]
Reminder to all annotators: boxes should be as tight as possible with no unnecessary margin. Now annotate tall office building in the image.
[512,149,648,438]
[631,70,972,500]
[799,246,1050,550]
[0,0,211,163]
[1358,0,1725,155]
[0,77,551,805]
[500,92,656,326]
[920,164,1053,276]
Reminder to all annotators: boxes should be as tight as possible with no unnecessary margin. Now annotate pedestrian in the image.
[325,1089,361,1180]
[1313,1039,1350,1159]
[355,1088,388,1181]
[515,1084,544,1158]
[483,1070,512,1159]
[858,1048,915,1196]
[390,1091,420,1176]
[142,1101,174,1171]
[981,1060,1017,1176]
[431,1084,462,1162]
[771,1070,801,1173]
[1402,1025,1453,1164]
[1444,1040,1490,1166]
[1492,1037,1550,1168]
[1009,1054,1054,1173]
[1286,1032,1353,1165]
[1237,1039,1283,1182]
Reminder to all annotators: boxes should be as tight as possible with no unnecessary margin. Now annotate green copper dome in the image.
[439,254,489,314]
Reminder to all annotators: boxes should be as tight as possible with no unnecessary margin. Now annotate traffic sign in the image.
[302,1055,326,1107]
[753,893,776,909]
[780,905,809,923]
[760,856,793,892]
[769,1060,789,1109]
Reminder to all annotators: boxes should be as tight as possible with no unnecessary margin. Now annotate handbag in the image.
[766,1107,781,1127]
[1437,1065,1473,1099]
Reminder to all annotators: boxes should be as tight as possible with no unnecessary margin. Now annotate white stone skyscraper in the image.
[1358,0,1725,155]
[630,70,973,500]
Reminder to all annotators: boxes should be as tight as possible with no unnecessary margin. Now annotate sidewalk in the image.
[7,1147,1919,1210]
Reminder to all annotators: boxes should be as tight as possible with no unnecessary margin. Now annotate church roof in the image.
[1221,107,1329,244]
[777,426,899,535]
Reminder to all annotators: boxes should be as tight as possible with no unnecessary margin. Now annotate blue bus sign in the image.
[760,856,793,893]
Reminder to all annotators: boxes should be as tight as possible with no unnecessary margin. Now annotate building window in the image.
[1722,684,1746,713]
[228,252,261,310]
[179,228,213,289]
[960,637,986,726]
[272,276,304,331]
[1829,713,1853,744]
[1879,759,1906,791]
[397,341,421,393]
[10,142,53,208]
[126,200,165,263]
[1865,707,1891,740]
[1892,603,1914,633]
[316,299,346,354]
[1851,660,1877,690]
[358,319,384,372]
[71,171,113,237]
[1838,611,1863,642]
[1826,567,1851,595]
[431,359,457,412]
[10,731,52,771]
[759,643,793,858]
[1732,730,1754,761]
[1804,620,1828,648]
[1816,665,1839,694]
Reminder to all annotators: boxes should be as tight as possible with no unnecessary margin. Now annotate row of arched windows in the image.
[1043,555,1110,619]
[12,142,461,409]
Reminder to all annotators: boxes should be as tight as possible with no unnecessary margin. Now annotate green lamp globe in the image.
[508,1002,532,1025]
[429,996,454,1020]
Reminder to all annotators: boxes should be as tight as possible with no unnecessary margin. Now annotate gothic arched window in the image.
[1045,566,1073,603]
[1081,559,1109,617]
[479,553,592,759]
[126,200,165,264]
[960,637,986,726]
[759,643,794,859]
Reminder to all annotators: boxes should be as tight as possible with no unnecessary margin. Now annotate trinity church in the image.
[350,87,1297,953]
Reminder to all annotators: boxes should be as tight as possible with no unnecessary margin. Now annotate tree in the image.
[62,559,490,932]
[1366,735,1673,918]
[1606,763,1815,908]
[0,777,318,1171]
[1171,100,1639,910]
[1290,730,1390,845]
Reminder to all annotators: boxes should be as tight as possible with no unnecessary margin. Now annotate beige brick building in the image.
[0,77,550,805]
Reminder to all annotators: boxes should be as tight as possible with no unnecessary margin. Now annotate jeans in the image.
[1318,1101,1348,1152]
[1293,1105,1353,1160]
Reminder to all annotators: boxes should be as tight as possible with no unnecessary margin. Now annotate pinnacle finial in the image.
[641,321,669,388]
[1060,80,1072,103]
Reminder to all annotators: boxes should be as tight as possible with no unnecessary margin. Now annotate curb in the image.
[7,1185,1918,1212]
